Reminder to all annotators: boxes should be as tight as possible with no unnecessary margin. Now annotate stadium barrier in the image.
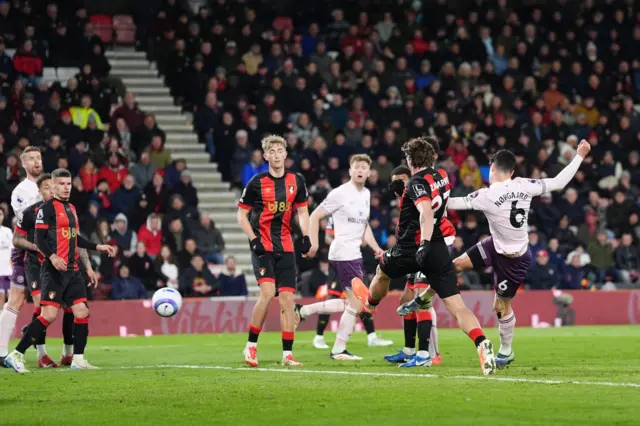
[13,290,640,337]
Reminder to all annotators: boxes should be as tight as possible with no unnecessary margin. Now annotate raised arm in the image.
[541,140,590,193]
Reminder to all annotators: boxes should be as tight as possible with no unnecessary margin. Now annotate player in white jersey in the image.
[447,141,591,368]
[0,146,43,365]
[295,154,392,360]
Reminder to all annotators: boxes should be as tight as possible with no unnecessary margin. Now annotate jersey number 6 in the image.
[510,201,526,228]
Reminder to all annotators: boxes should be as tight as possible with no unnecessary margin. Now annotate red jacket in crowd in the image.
[13,53,43,77]
[138,223,163,257]
[98,165,129,193]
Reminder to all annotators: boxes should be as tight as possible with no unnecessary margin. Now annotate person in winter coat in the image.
[112,213,138,258]
[242,149,268,187]
[111,92,146,131]
[526,250,557,290]
[130,151,155,190]
[144,170,171,214]
[92,178,114,220]
[128,241,158,291]
[147,135,172,169]
[69,94,104,129]
[218,256,248,296]
[79,157,99,191]
[111,264,148,300]
[173,169,199,208]
[163,159,187,189]
[191,214,225,264]
[138,213,163,258]
[98,152,129,193]
[179,254,218,297]
[110,174,141,218]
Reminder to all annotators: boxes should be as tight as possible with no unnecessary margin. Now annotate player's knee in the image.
[7,289,26,310]
[40,309,58,324]
[32,294,41,307]
[278,290,294,305]
[259,286,276,301]
[494,298,511,318]
[73,303,90,319]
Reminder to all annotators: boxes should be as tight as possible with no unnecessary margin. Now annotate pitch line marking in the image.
[117,364,640,389]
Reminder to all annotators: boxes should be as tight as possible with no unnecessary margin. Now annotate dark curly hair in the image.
[401,136,437,169]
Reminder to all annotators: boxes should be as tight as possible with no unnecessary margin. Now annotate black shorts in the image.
[25,262,42,296]
[40,262,88,308]
[380,240,459,299]
[251,252,297,294]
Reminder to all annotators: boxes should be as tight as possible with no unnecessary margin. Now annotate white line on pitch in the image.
[112,365,640,389]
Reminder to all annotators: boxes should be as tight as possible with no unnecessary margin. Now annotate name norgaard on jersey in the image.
[494,192,530,208]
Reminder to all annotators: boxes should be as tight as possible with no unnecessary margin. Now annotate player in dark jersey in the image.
[237,135,311,367]
[5,169,116,373]
[362,137,496,375]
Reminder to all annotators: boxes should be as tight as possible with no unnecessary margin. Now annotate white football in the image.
[152,288,183,317]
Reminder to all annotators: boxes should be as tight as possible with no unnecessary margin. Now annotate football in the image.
[152,288,183,317]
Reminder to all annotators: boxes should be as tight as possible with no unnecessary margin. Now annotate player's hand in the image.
[577,140,591,158]
[415,240,431,268]
[250,238,266,256]
[300,236,312,254]
[304,244,318,259]
[97,244,117,257]
[86,268,99,288]
[50,254,67,271]
[374,248,385,260]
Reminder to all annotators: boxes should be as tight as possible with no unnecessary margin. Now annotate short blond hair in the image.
[261,134,287,152]
[350,154,372,167]
[21,146,41,159]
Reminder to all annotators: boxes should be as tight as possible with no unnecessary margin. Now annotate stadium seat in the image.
[114,15,136,45]
[90,14,113,44]
[273,17,293,32]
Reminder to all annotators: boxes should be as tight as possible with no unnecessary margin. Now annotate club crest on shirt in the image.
[412,184,427,196]
[31,281,37,289]
[288,185,295,195]
[17,275,24,284]
[48,291,56,300]
[17,196,23,204]
[259,268,266,276]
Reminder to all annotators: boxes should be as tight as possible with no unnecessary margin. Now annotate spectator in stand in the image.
[577,209,602,246]
[130,150,155,190]
[231,129,251,186]
[112,213,138,258]
[111,118,134,162]
[92,178,113,219]
[70,175,91,214]
[173,169,198,208]
[56,109,83,146]
[527,250,557,290]
[164,158,187,189]
[128,241,157,292]
[138,213,163,258]
[615,234,640,286]
[563,253,586,290]
[70,94,103,129]
[42,135,64,172]
[534,192,561,238]
[218,256,248,296]
[133,113,165,156]
[111,264,147,300]
[177,238,200,270]
[165,217,188,254]
[458,156,482,189]
[242,149,268,187]
[194,92,219,160]
[606,190,632,236]
[560,188,585,227]
[147,134,172,169]
[192,214,225,265]
[144,169,171,214]
[13,39,43,85]
[112,92,146,132]
[90,219,115,278]
[589,231,618,283]
[110,174,140,219]
[528,231,545,258]
[98,152,129,193]
[154,244,179,289]
[180,254,218,297]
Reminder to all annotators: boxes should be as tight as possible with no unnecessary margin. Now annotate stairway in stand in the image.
[106,47,258,293]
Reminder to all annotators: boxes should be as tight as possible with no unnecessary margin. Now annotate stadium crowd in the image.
[2,0,640,301]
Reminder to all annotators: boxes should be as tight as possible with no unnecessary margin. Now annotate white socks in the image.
[0,305,18,357]
[331,304,358,354]
[246,342,257,349]
[300,299,346,318]
[428,306,439,355]
[63,344,74,357]
[283,350,292,358]
[417,350,429,359]
[72,354,84,363]
[36,345,47,358]
[402,347,416,355]
[498,312,516,355]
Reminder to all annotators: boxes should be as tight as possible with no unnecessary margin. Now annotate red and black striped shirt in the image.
[14,201,45,266]
[35,198,96,271]
[238,172,308,253]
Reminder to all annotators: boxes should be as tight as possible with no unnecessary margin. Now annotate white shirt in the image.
[461,177,546,256]
[0,225,13,276]
[11,178,41,221]
[319,182,370,261]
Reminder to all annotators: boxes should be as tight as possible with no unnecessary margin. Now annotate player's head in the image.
[389,166,411,197]
[401,136,437,173]
[261,134,287,171]
[51,168,72,201]
[37,173,53,202]
[348,154,372,185]
[20,146,42,179]
[489,150,516,183]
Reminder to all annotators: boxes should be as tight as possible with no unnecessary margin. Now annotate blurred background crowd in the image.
[2,0,640,300]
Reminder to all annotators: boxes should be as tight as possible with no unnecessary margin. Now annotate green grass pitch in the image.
[1,326,640,425]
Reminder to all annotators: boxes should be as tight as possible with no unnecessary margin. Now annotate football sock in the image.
[367,295,380,308]
[417,310,432,358]
[32,306,40,322]
[468,327,487,347]
[33,308,48,357]
[316,314,330,336]
[359,312,375,335]
[0,306,18,357]
[403,312,417,352]
[16,316,48,354]
[429,306,439,355]
[282,331,294,353]
[301,299,345,317]
[498,312,516,355]
[247,323,261,345]
[332,305,357,354]
[62,309,74,346]
[73,317,89,355]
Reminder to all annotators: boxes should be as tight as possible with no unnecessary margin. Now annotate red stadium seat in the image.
[96,26,113,43]
[113,14,136,45]
[273,17,293,32]
[90,14,113,43]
